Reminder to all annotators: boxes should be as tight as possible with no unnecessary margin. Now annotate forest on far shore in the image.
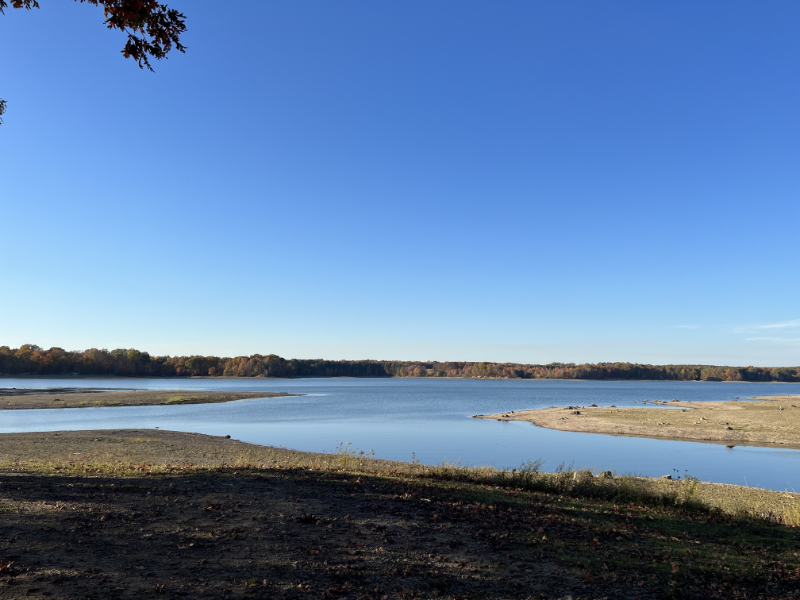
[1,344,798,382]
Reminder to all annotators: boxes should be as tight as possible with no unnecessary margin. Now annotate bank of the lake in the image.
[1,429,799,600]
[477,394,800,449]
[0,388,298,410]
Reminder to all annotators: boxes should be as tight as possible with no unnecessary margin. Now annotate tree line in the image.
[1,344,798,382]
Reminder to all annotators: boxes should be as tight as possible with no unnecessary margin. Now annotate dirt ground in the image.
[0,389,296,411]
[476,394,800,449]
[1,431,800,599]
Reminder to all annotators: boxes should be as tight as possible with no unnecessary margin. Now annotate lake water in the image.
[1,377,800,492]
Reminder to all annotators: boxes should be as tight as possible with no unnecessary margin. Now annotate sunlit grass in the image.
[3,443,797,527]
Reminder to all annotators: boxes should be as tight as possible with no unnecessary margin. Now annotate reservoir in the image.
[2,377,799,491]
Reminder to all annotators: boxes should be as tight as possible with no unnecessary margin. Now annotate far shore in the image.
[0,388,299,410]
[1,373,798,383]
[475,394,800,449]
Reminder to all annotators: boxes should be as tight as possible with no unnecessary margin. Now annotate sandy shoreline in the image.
[0,389,299,410]
[475,394,800,449]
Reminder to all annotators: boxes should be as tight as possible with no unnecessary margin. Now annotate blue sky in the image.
[1,1,798,365]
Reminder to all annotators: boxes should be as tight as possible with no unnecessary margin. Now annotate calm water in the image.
[1,377,800,492]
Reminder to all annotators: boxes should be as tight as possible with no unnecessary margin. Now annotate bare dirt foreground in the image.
[1,431,800,599]
[476,395,800,449]
[0,389,297,410]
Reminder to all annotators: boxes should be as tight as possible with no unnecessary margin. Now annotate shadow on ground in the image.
[1,466,799,600]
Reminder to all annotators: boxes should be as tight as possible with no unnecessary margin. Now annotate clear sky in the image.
[1,1,798,366]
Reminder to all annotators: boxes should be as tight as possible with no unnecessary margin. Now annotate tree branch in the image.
[1,0,185,125]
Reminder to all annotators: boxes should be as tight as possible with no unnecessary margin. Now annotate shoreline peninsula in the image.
[0,388,299,410]
[475,394,800,449]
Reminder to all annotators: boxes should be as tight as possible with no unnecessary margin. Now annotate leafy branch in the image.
[0,0,186,124]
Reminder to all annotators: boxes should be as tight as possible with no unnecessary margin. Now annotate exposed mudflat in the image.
[476,394,800,449]
[0,389,297,410]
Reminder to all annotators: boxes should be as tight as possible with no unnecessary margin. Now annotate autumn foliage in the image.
[1,344,799,382]
[0,0,186,69]
[0,0,186,124]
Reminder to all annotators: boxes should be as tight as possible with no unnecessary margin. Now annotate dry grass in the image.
[2,430,800,599]
[2,430,797,527]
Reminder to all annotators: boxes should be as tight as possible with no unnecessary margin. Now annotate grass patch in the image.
[4,443,797,527]
[1,455,799,599]
[156,394,210,404]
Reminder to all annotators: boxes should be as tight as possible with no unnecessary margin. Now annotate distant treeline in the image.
[1,344,798,382]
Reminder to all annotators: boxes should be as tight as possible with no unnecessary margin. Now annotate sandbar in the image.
[475,394,800,449]
[0,388,298,410]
